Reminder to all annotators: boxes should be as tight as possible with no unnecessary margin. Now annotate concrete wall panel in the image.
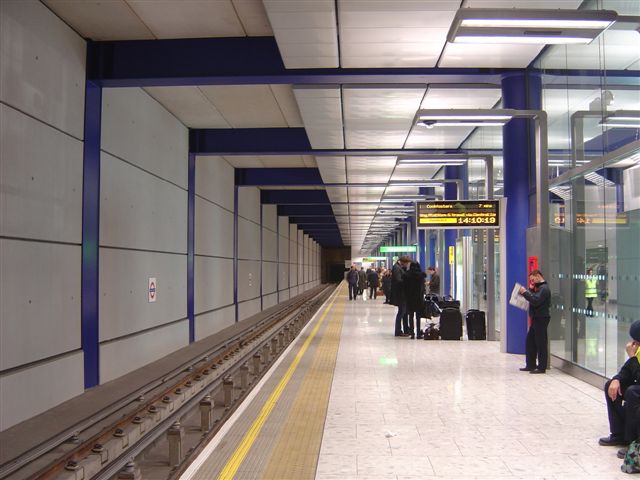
[238,187,260,224]
[102,88,188,188]
[195,305,235,341]
[0,0,86,138]
[0,239,80,370]
[1,104,83,243]
[100,320,189,383]
[238,298,261,321]
[237,260,261,301]
[262,293,278,309]
[0,351,83,431]
[195,197,234,257]
[238,218,261,260]
[195,256,233,314]
[100,153,187,253]
[262,261,278,295]
[278,262,289,290]
[262,205,277,232]
[195,198,234,257]
[279,289,290,301]
[100,248,186,341]
[262,229,277,262]
[195,156,234,211]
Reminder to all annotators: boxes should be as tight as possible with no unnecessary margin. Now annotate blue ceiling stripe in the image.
[236,168,323,186]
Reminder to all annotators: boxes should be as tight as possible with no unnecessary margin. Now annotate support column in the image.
[187,154,195,343]
[444,167,460,297]
[501,71,541,354]
[82,81,102,388]
[233,186,239,322]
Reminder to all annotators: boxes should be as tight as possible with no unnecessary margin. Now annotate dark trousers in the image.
[395,304,408,335]
[604,382,640,441]
[525,316,550,370]
[348,283,358,300]
[586,297,594,317]
[369,286,377,299]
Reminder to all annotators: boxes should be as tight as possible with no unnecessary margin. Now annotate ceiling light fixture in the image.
[396,155,468,166]
[447,8,617,45]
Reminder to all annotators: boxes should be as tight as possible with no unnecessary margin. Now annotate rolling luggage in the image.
[466,309,487,340]
[438,295,461,309]
[423,323,440,340]
[439,307,463,340]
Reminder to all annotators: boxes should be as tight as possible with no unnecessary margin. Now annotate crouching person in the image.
[600,320,640,455]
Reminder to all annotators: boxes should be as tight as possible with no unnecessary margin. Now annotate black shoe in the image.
[529,369,546,374]
[618,447,628,459]
[599,435,628,446]
[410,333,415,339]
[519,367,534,372]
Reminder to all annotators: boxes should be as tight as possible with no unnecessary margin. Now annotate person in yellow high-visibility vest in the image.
[585,268,598,317]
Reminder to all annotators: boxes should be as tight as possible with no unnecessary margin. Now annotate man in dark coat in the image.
[367,268,380,300]
[427,266,440,295]
[518,269,551,374]
[346,265,359,301]
[382,269,392,304]
[599,320,640,451]
[357,267,367,297]
[391,256,411,337]
[405,262,427,339]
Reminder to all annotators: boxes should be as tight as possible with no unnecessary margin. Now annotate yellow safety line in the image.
[217,289,340,480]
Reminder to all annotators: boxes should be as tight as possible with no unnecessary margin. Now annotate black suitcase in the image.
[466,309,486,340]
[439,307,463,340]
[438,295,461,309]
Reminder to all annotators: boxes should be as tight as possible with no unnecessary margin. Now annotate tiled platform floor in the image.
[316,292,625,480]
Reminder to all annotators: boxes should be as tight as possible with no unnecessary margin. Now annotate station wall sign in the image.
[416,200,499,228]
[363,256,387,261]
[380,245,417,253]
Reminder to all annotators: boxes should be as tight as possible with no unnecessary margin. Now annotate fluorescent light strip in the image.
[454,35,593,44]
[418,114,512,121]
[460,18,613,29]
[601,122,640,128]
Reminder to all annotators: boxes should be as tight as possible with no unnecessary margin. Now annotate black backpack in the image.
[423,323,440,340]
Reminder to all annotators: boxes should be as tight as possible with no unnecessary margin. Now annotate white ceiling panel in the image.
[316,156,346,183]
[346,156,397,182]
[223,157,264,168]
[232,0,273,36]
[461,127,503,150]
[127,0,245,38]
[331,204,350,215]
[391,165,441,181]
[260,156,307,168]
[199,85,287,128]
[302,155,317,167]
[343,86,426,148]
[263,0,339,68]
[42,0,154,40]
[294,87,344,149]
[325,187,348,202]
[143,86,230,128]
[269,85,304,127]
[405,125,475,148]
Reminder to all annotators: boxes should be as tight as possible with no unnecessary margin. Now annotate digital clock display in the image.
[416,200,500,229]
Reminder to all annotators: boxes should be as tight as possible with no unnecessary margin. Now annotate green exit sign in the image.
[380,245,417,253]
[364,256,387,261]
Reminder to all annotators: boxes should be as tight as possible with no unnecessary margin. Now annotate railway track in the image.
[0,285,337,480]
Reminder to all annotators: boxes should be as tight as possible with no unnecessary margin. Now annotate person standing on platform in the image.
[346,265,359,301]
[382,269,392,304]
[358,267,367,298]
[367,268,379,300]
[405,261,427,339]
[598,320,640,452]
[427,266,440,295]
[518,269,551,374]
[585,268,597,317]
[391,256,411,337]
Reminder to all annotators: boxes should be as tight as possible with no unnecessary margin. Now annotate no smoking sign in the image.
[148,277,157,303]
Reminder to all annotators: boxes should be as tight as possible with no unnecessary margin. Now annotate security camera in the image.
[420,120,437,129]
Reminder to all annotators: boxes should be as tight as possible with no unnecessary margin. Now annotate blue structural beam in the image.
[277,205,335,216]
[261,190,330,204]
[236,168,323,186]
[288,216,338,224]
[191,128,312,155]
[87,37,638,88]
[187,154,195,343]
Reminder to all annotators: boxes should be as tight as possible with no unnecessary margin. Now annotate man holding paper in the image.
[518,270,551,374]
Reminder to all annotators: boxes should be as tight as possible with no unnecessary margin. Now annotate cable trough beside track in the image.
[0,285,336,480]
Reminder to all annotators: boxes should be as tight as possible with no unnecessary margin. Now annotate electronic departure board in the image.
[416,200,500,228]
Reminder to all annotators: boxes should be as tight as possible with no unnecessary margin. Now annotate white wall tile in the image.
[262,204,278,232]
[0,351,83,430]
[262,261,278,295]
[0,0,86,139]
[238,297,261,321]
[101,88,188,188]
[262,292,278,309]
[100,320,189,383]
[0,104,83,243]
[279,262,290,290]
[262,228,278,262]
[99,248,186,341]
[0,239,80,370]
